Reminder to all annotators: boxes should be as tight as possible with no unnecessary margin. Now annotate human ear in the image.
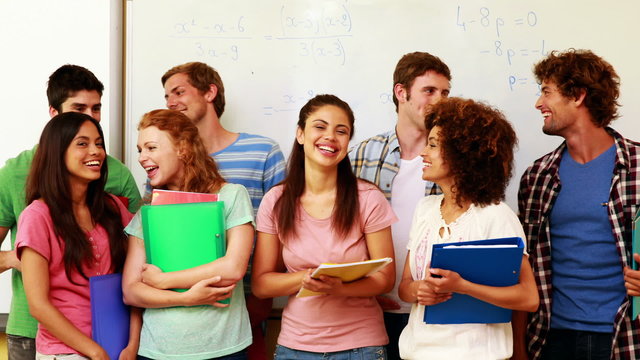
[49,106,59,118]
[204,84,218,103]
[296,127,304,145]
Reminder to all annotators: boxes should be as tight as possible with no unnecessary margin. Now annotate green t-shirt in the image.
[0,145,142,338]
[125,183,254,359]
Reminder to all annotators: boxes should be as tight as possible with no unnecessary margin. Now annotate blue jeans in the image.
[7,335,36,360]
[137,349,247,360]
[540,328,613,360]
[274,345,386,360]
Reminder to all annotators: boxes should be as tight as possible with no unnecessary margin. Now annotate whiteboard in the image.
[125,0,640,211]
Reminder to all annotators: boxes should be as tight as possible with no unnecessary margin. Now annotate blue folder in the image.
[423,237,524,324]
[90,273,130,359]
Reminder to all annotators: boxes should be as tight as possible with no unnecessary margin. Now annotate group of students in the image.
[2,47,640,360]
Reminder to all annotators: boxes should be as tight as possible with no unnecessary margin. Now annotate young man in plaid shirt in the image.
[515,49,640,359]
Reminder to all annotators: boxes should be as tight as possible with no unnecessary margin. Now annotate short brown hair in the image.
[425,98,517,207]
[533,49,620,127]
[161,62,226,117]
[393,52,451,111]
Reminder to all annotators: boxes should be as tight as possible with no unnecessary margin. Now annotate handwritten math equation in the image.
[262,90,316,116]
[170,2,352,66]
[456,5,548,93]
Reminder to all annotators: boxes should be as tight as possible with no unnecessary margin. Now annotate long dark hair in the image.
[26,112,128,284]
[275,94,359,239]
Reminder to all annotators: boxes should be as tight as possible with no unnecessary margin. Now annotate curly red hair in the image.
[425,98,517,207]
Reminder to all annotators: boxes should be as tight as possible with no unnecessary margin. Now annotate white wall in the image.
[0,0,121,313]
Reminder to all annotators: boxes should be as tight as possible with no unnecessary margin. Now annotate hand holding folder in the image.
[423,237,524,324]
[297,258,393,297]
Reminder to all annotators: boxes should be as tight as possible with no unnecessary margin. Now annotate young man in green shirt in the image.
[0,64,141,360]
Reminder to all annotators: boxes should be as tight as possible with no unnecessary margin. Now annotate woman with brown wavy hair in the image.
[122,109,255,360]
[397,98,539,359]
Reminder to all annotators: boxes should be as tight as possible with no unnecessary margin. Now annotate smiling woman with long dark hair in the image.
[252,94,397,360]
[16,112,136,360]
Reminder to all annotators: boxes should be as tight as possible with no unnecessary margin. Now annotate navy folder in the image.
[423,237,524,324]
[90,273,130,359]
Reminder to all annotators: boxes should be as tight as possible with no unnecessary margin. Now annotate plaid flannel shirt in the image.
[518,127,640,359]
[348,129,439,200]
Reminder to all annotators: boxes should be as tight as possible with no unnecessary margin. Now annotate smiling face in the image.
[397,70,451,128]
[163,72,216,123]
[535,80,578,136]
[137,125,185,190]
[296,104,352,169]
[420,126,451,186]
[64,120,106,186]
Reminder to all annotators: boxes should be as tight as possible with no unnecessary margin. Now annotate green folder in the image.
[141,202,226,295]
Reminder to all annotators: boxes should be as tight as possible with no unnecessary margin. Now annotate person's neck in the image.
[438,181,471,225]
[69,180,89,207]
[563,121,614,164]
[304,162,339,195]
[396,115,427,160]
[196,113,239,154]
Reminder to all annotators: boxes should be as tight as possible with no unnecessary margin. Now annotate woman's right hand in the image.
[414,279,452,306]
[184,276,235,307]
[86,344,109,360]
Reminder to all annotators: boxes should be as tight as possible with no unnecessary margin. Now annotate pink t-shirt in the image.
[15,195,132,356]
[257,180,397,352]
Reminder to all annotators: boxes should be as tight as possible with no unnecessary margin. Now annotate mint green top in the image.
[125,183,254,359]
[0,146,142,338]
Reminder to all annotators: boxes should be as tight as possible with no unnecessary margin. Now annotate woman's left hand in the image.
[118,344,138,360]
[301,269,344,295]
[141,264,168,289]
[423,268,467,294]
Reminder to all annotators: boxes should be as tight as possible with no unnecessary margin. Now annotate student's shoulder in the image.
[21,199,50,220]
[0,146,37,175]
[356,179,388,203]
[219,182,248,196]
[238,132,281,147]
[105,154,130,171]
[475,201,517,217]
[353,130,395,149]
[356,178,381,192]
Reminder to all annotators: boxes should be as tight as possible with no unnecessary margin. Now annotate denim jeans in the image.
[7,335,36,360]
[540,328,613,360]
[137,349,247,360]
[274,345,386,360]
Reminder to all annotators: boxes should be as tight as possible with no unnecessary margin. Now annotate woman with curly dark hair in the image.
[397,98,539,359]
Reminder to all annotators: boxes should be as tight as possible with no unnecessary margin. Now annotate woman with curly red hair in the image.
[397,97,539,359]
